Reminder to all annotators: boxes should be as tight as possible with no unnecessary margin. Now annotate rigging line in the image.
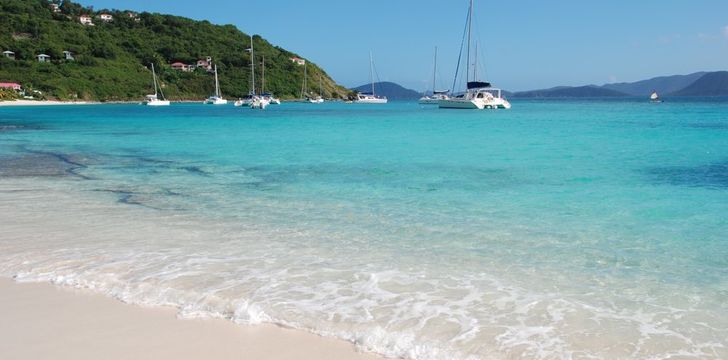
[451,2,471,94]
[472,11,489,81]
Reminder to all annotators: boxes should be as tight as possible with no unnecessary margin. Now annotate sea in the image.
[1,99,726,359]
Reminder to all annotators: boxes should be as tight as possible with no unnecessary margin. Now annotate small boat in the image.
[353,52,387,104]
[143,63,170,106]
[650,91,662,103]
[204,64,228,105]
[438,0,510,110]
[419,46,450,104]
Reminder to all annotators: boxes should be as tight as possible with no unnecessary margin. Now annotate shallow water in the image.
[1,100,727,359]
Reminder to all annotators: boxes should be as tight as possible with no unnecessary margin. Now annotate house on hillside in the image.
[0,83,22,91]
[37,54,51,63]
[98,14,113,22]
[126,12,140,22]
[50,4,61,13]
[196,57,213,71]
[2,51,15,60]
[63,51,74,61]
[171,62,194,72]
[79,15,94,26]
[289,57,306,65]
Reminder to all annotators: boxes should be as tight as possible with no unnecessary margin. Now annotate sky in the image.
[78,0,728,91]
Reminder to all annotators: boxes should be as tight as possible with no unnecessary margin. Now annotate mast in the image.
[214,64,220,97]
[261,56,265,93]
[301,62,307,99]
[319,74,323,97]
[151,63,158,97]
[466,0,473,83]
[369,51,375,95]
[474,42,478,81]
[432,46,437,94]
[249,35,255,95]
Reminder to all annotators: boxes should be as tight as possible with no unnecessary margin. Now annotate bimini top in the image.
[433,90,450,94]
[467,81,491,89]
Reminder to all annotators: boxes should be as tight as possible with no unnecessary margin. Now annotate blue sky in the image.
[79,0,728,91]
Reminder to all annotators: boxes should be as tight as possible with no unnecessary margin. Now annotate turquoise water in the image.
[1,100,727,359]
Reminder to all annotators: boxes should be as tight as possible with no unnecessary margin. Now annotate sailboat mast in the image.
[250,35,255,95]
[319,75,323,96]
[214,64,220,97]
[301,62,307,99]
[262,56,265,93]
[432,46,437,94]
[370,51,375,95]
[474,42,478,81]
[151,63,158,96]
[466,0,473,83]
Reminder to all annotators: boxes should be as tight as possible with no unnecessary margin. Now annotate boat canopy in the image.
[467,81,491,89]
[434,90,450,94]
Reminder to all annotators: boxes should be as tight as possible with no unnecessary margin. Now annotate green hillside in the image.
[0,0,347,101]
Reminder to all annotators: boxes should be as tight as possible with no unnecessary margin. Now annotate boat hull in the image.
[353,98,388,104]
[144,100,170,106]
[438,97,511,110]
[204,97,228,105]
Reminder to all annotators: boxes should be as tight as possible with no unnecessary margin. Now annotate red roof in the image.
[171,62,186,66]
[0,82,22,89]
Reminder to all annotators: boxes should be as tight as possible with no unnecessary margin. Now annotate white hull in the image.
[353,98,388,104]
[438,97,510,110]
[419,97,440,104]
[144,99,170,106]
[204,97,228,105]
[250,98,270,109]
[308,97,324,104]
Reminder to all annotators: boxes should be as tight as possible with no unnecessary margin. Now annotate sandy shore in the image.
[0,277,382,360]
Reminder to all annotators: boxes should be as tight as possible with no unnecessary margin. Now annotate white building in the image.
[289,57,306,65]
[2,50,15,60]
[98,14,113,22]
[37,54,51,63]
[50,4,61,13]
[63,51,74,60]
[79,15,94,25]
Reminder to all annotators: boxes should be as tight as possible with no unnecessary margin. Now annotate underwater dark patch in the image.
[643,160,728,189]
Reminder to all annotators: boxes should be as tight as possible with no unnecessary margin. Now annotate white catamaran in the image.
[143,63,170,106]
[419,46,450,104]
[234,35,269,109]
[353,52,387,104]
[204,64,228,105]
[438,0,510,110]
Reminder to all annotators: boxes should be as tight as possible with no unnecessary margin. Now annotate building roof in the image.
[37,54,50,57]
[0,82,22,88]
[2,51,14,54]
[171,62,187,66]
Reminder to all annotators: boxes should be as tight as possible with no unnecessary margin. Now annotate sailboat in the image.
[143,63,170,106]
[650,91,662,103]
[438,0,510,110]
[419,46,450,104]
[308,75,324,103]
[353,52,387,104]
[260,56,281,105]
[204,64,228,105]
[234,35,269,109]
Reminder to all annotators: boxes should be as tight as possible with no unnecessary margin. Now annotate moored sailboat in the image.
[234,35,269,109]
[438,0,510,110]
[204,64,228,105]
[143,63,170,106]
[353,52,387,104]
[419,46,450,104]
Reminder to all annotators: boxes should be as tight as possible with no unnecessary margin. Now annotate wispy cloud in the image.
[723,26,728,39]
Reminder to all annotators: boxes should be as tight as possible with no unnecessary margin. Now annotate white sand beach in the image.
[0,278,382,360]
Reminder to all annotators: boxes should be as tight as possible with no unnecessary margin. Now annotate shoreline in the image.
[0,277,382,360]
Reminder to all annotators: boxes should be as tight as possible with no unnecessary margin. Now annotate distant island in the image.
[0,0,349,101]
[511,71,728,98]
[351,82,421,100]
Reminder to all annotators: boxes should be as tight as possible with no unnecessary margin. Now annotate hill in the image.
[0,0,347,101]
[602,72,707,96]
[512,85,628,98]
[352,82,421,100]
[670,71,728,96]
